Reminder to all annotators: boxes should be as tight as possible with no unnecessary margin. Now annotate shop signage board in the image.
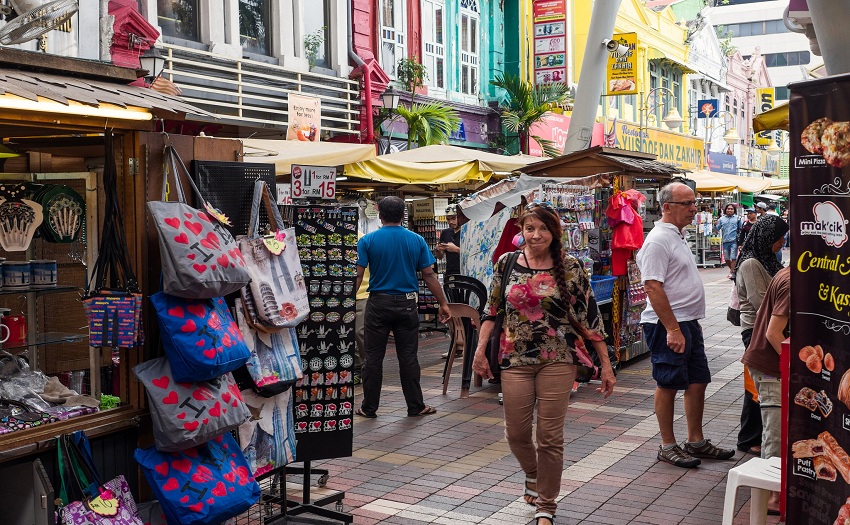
[602,118,704,170]
[528,113,605,157]
[412,199,435,219]
[787,72,850,524]
[290,164,338,200]
[707,152,737,174]
[756,88,775,146]
[286,93,321,142]
[532,0,566,85]
[604,33,637,96]
[697,99,719,118]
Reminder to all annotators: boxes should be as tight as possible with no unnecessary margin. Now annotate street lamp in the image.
[639,87,683,152]
[703,110,739,157]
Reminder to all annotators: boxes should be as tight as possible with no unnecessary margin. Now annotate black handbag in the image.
[487,252,519,377]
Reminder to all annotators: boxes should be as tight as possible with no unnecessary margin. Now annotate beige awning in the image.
[241,139,377,175]
[686,170,773,193]
[376,144,538,173]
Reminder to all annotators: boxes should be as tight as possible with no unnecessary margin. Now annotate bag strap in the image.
[248,180,285,237]
[497,252,520,314]
[160,146,186,203]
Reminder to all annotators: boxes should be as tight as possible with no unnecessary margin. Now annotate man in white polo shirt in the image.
[637,182,735,468]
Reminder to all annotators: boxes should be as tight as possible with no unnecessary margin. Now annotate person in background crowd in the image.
[737,207,758,251]
[435,205,461,276]
[436,204,463,359]
[355,196,451,418]
[731,214,789,460]
[781,209,790,249]
[353,233,370,385]
[472,202,615,525]
[741,265,791,515]
[715,204,741,278]
[637,182,736,468]
[756,202,768,217]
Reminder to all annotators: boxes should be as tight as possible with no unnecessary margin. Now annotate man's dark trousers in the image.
[361,293,426,416]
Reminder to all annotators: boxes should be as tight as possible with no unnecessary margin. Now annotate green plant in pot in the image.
[304,26,326,69]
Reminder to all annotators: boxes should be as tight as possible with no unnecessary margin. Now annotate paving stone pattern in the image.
[302,258,788,524]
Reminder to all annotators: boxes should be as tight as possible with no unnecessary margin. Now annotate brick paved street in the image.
[308,256,789,524]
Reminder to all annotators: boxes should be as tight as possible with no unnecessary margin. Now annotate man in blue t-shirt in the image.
[355,196,451,418]
[714,203,741,277]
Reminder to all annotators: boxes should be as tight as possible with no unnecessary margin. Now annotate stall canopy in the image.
[242,139,377,174]
[344,144,539,185]
[374,144,538,173]
[753,102,789,132]
[685,169,773,193]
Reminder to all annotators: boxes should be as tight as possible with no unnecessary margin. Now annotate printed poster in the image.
[286,93,321,142]
[787,72,850,524]
[533,0,566,86]
[604,33,637,96]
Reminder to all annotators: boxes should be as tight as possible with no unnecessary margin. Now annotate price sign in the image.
[277,185,292,205]
[291,164,338,200]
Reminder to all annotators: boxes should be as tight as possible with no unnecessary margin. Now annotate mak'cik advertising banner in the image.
[605,33,637,96]
[787,72,850,524]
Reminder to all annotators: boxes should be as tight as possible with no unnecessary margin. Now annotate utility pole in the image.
[563,0,623,155]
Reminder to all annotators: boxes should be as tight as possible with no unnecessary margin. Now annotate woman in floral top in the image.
[473,203,616,525]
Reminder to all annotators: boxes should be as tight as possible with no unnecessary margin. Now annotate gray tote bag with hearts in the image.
[147,146,250,298]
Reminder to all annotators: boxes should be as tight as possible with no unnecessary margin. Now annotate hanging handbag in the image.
[83,132,144,348]
[134,433,261,525]
[150,293,251,383]
[147,145,250,299]
[57,432,143,525]
[133,358,251,452]
[237,389,296,477]
[487,252,519,376]
[237,181,309,331]
[0,398,56,431]
[232,298,303,396]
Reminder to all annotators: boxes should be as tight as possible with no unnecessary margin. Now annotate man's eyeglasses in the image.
[525,201,555,211]
[666,200,697,207]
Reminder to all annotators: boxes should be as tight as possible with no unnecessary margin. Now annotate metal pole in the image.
[563,0,623,155]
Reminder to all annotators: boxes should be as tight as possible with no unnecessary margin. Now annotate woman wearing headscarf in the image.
[472,203,616,525]
[732,215,788,457]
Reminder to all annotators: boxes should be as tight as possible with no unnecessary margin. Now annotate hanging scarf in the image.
[733,214,789,280]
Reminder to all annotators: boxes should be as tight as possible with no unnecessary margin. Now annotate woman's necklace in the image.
[523,249,549,270]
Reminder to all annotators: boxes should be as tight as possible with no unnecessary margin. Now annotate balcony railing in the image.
[161,43,360,136]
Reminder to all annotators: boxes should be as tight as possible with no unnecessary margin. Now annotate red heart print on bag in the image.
[200,232,220,250]
[183,421,199,431]
[162,478,179,491]
[203,349,216,359]
[198,212,211,223]
[152,376,169,389]
[181,320,197,333]
[192,465,214,483]
[234,465,251,486]
[193,387,213,401]
[162,391,178,404]
[186,304,206,318]
[212,481,227,497]
[172,458,193,473]
[188,503,204,513]
[176,412,186,419]
[180,496,189,503]
[184,213,193,219]
[211,265,217,270]
[202,418,209,425]
[164,217,180,229]
[209,402,222,417]
[208,312,222,330]
[207,498,215,504]
[221,334,232,347]
[155,462,169,476]
[195,340,204,347]
[174,233,189,244]
[188,254,195,260]
[167,306,184,318]
[193,263,207,274]
[223,472,235,482]
[222,392,231,403]
[184,221,203,236]
[217,254,229,267]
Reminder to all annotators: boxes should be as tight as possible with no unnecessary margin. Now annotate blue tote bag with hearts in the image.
[135,433,260,525]
[151,293,251,383]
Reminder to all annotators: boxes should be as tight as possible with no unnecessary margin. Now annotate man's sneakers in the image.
[657,444,701,468]
[658,439,735,468]
[682,439,736,460]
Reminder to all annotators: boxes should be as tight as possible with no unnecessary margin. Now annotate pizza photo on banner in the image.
[788,72,850,524]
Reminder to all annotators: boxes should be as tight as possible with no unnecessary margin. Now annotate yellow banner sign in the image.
[605,119,704,170]
[605,33,637,96]
[755,88,775,146]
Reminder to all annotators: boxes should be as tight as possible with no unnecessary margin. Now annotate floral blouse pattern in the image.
[485,251,607,369]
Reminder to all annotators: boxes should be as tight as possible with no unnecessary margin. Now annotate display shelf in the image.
[0,285,79,296]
